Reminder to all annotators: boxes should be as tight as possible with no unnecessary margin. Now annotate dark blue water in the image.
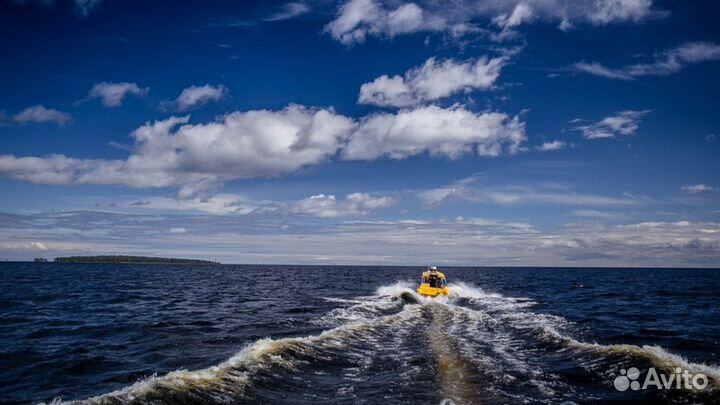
[1,263,719,404]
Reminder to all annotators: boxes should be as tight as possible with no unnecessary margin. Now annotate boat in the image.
[416,266,450,297]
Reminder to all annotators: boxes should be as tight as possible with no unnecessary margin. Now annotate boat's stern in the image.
[416,284,449,297]
[416,267,450,297]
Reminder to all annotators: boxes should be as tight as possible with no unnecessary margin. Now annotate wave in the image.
[47,280,720,404]
[53,304,425,404]
[448,280,720,391]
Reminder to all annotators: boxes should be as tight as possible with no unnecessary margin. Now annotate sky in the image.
[0,0,719,267]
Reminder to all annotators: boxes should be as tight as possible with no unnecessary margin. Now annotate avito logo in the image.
[613,367,708,391]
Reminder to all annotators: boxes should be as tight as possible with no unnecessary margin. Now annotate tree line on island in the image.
[34,255,219,264]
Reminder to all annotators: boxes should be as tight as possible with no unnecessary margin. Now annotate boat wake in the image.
[47,281,720,405]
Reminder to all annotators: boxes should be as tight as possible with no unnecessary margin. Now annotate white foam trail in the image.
[450,281,720,390]
[53,304,425,404]
[375,280,415,297]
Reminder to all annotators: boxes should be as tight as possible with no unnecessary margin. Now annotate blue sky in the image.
[0,0,718,266]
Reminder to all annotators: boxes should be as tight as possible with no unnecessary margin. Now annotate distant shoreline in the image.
[47,255,219,264]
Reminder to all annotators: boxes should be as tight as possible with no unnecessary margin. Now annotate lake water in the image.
[1,263,719,404]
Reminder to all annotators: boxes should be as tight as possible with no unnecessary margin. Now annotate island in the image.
[53,255,219,264]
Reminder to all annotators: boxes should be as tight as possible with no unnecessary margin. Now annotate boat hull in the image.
[416,284,449,297]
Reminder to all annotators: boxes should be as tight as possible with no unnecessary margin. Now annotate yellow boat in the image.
[416,266,450,297]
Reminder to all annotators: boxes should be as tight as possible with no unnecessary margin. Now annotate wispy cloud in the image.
[288,193,396,218]
[535,140,566,151]
[573,42,720,80]
[164,84,228,112]
[11,0,104,16]
[263,2,310,22]
[121,191,396,218]
[417,176,640,207]
[74,0,102,16]
[681,184,717,193]
[571,110,650,139]
[11,105,72,126]
[88,82,149,107]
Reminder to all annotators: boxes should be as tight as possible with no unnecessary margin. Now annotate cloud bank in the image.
[2,211,717,267]
[0,104,526,197]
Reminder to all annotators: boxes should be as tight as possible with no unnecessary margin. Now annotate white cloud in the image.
[681,184,717,193]
[705,134,717,143]
[29,241,48,250]
[536,140,566,151]
[122,191,396,218]
[491,2,536,41]
[325,0,662,44]
[574,42,720,80]
[324,0,466,45]
[171,84,228,111]
[418,177,639,207]
[2,211,717,267]
[169,227,187,234]
[89,82,149,107]
[263,2,310,22]
[572,110,649,139]
[0,105,355,197]
[358,56,507,107]
[571,209,623,219]
[343,105,526,160]
[288,193,396,218]
[12,105,72,126]
[0,104,528,196]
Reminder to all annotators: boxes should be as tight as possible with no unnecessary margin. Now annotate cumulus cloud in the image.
[324,0,469,45]
[358,56,507,107]
[571,110,649,139]
[681,184,717,193]
[11,105,72,126]
[573,42,720,80]
[0,104,527,196]
[325,0,662,44]
[169,227,187,234]
[535,140,566,151]
[88,82,149,107]
[0,105,355,197]
[343,105,526,160]
[288,193,396,218]
[169,84,228,111]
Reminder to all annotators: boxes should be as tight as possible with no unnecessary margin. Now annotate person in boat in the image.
[417,266,450,296]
